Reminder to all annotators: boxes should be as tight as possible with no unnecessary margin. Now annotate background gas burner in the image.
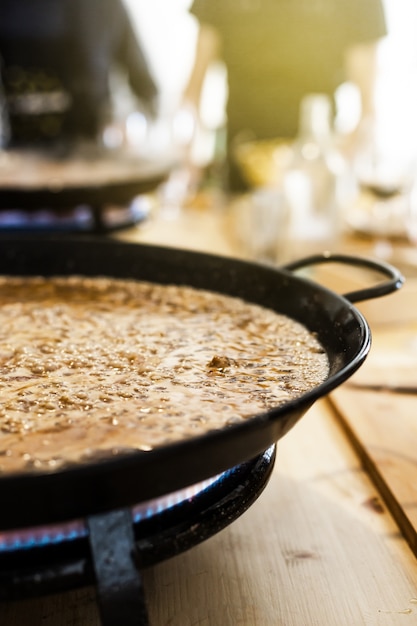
[0,196,152,234]
[0,446,276,626]
[0,147,172,233]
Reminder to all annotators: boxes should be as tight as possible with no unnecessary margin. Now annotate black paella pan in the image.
[0,235,403,530]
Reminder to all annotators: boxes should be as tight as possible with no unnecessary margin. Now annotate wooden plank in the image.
[330,387,417,556]
[1,401,417,625]
[329,321,417,558]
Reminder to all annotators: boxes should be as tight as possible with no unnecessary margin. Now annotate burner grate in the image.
[0,446,276,625]
[0,196,151,233]
[0,472,222,554]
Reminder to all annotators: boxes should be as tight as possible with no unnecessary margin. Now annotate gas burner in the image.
[0,149,172,234]
[0,446,276,625]
[0,196,152,233]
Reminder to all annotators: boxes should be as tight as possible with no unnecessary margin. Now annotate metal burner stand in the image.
[0,446,276,626]
[0,150,172,233]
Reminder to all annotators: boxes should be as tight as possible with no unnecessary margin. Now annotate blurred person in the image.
[0,58,10,147]
[0,0,158,146]
[185,0,387,191]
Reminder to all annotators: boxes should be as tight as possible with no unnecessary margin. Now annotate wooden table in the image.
[1,196,417,625]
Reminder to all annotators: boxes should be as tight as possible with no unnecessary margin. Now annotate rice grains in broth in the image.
[0,276,329,474]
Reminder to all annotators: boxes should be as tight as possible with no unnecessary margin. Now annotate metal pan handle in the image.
[282,252,404,304]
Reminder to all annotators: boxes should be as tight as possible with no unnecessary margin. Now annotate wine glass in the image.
[352,118,417,258]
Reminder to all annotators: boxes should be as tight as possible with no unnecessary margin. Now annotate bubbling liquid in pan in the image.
[0,276,329,474]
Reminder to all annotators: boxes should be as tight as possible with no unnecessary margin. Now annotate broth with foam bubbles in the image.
[0,276,329,474]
